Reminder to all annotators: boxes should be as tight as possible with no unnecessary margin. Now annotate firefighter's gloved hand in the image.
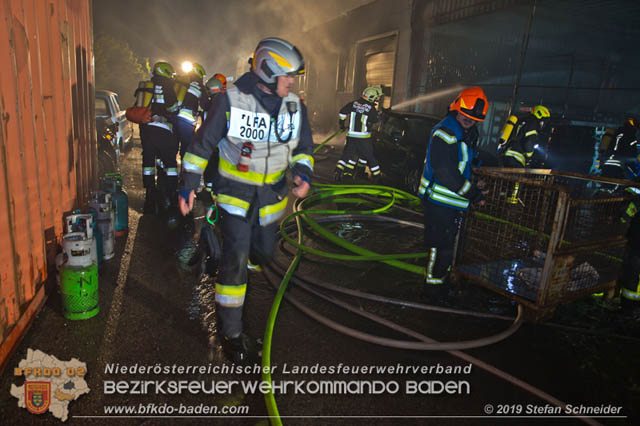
[339,121,346,130]
[178,189,195,216]
[466,185,486,206]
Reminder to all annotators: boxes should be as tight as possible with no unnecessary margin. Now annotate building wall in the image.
[298,0,413,132]
[0,0,95,370]
[409,0,640,143]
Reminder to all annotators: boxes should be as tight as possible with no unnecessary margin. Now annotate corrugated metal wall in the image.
[0,0,95,368]
[409,0,640,124]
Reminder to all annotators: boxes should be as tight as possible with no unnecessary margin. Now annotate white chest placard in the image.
[227,106,300,143]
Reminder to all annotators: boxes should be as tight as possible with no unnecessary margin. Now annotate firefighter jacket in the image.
[620,187,640,252]
[503,115,543,167]
[177,77,207,126]
[603,124,640,175]
[620,186,640,302]
[418,113,483,211]
[338,98,380,139]
[181,72,314,226]
[149,75,179,132]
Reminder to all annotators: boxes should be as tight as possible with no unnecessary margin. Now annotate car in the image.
[95,89,134,153]
[96,116,119,177]
[373,109,440,193]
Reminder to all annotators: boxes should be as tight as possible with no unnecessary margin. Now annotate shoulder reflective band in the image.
[433,129,457,144]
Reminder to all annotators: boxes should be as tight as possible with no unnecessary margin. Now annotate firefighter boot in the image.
[221,333,263,365]
[334,167,344,183]
[354,164,367,181]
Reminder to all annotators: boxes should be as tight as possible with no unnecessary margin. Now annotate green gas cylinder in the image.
[60,231,99,320]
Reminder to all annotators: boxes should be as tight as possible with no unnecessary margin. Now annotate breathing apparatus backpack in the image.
[496,114,518,155]
[126,80,154,124]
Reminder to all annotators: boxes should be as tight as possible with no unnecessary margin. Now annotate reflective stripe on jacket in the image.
[216,86,302,186]
[419,115,473,211]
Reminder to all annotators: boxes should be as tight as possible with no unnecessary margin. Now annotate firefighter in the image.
[198,76,227,197]
[501,105,551,168]
[334,86,383,183]
[592,127,616,174]
[143,62,180,215]
[132,76,155,212]
[178,37,313,363]
[418,87,488,297]
[619,185,640,312]
[175,63,207,160]
[601,117,640,180]
[213,73,228,91]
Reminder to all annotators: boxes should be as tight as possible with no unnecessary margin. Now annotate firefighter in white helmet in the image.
[335,85,384,183]
[178,37,314,364]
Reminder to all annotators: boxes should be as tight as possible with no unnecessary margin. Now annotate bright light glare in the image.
[182,61,193,73]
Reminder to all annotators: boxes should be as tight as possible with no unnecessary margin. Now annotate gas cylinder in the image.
[102,173,129,236]
[89,191,115,260]
[59,231,99,320]
[55,252,66,288]
[65,214,98,267]
[136,80,154,108]
[85,208,104,267]
[497,114,518,153]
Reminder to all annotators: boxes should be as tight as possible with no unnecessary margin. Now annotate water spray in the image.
[390,85,464,111]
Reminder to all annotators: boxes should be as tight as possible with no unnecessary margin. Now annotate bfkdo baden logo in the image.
[10,349,90,422]
[25,381,51,414]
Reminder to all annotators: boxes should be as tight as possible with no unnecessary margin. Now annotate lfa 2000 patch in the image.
[25,382,51,415]
[227,106,299,143]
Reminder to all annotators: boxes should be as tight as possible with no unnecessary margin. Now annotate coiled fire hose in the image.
[258,183,603,426]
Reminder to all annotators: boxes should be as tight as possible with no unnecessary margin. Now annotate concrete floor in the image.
[0,140,638,425]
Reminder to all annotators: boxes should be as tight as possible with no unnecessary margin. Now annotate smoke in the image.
[93,0,371,80]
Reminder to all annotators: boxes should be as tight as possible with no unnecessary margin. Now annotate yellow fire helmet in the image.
[362,86,383,103]
[531,105,551,120]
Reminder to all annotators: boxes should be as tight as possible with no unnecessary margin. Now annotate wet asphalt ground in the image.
[1,135,639,426]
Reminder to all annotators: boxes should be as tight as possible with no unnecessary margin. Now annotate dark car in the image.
[373,110,440,193]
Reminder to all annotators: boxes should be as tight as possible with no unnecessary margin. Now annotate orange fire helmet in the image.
[449,87,489,122]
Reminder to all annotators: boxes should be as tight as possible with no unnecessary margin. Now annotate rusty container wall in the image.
[454,169,629,322]
[0,0,95,369]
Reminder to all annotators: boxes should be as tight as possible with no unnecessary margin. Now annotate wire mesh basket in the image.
[453,168,632,322]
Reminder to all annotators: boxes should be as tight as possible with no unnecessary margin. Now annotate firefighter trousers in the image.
[143,125,179,194]
[215,198,279,338]
[423,199,462,285]
[621,253,640,305]
[336,136,381,177]
[174,117,196,160]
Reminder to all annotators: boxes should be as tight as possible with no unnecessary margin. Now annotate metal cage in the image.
[453,168,632,321]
